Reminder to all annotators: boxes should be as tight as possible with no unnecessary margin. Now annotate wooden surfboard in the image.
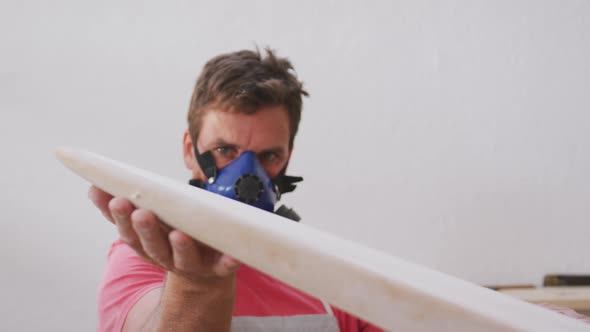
[56,147,590,331]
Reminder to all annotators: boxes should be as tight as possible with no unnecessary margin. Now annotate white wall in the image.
[1,1,589,330]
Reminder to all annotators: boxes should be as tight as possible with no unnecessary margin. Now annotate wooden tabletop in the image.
[499,286,590,312]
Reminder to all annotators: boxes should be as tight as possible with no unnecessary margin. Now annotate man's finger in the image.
[88,185,115,223]
[131,209,173,269]
[214,254,241,277]
[170,230,203,275]
[109,197,143,252]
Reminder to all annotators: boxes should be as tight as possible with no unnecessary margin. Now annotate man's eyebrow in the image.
[210,138,238,148]
[207,139,285,154]
[259,147,285,155]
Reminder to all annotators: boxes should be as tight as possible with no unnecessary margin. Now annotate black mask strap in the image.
[194,146,217,184]
[273,164,303,196]
[188,178,205,188]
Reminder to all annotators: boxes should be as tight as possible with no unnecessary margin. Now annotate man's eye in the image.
[216,146,229,155]
[215,146,238,158]
[260,152,279,163]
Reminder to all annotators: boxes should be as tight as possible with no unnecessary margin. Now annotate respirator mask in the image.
[189,146,302,220]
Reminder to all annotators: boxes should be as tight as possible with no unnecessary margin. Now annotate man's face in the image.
[183,105,292,180]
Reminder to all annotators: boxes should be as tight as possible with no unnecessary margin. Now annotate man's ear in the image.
[182,130,196,170]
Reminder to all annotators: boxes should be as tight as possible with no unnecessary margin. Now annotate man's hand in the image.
[89,185,239,331]
[88,185,240,280]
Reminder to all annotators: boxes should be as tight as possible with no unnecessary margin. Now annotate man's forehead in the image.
[198,108,291,150]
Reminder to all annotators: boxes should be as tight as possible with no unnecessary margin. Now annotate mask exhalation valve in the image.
[234,173,264,204]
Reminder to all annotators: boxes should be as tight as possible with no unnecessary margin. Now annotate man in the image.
[88,48,590,332]
[90,48,382,331]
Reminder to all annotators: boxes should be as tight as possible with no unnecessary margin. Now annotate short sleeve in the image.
[97,239,166,332]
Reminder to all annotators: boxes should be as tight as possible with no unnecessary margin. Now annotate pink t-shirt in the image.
[98,239,382,332]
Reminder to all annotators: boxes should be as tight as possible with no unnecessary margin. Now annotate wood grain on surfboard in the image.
[56,147,590,332]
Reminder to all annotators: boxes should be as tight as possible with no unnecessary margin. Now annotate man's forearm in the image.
[158,272,236,332]
[125,272,236,332]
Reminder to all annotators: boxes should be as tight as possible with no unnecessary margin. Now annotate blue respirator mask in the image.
[189,146,302,220]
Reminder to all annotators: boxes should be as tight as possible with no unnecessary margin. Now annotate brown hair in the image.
[187,48,308,148]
